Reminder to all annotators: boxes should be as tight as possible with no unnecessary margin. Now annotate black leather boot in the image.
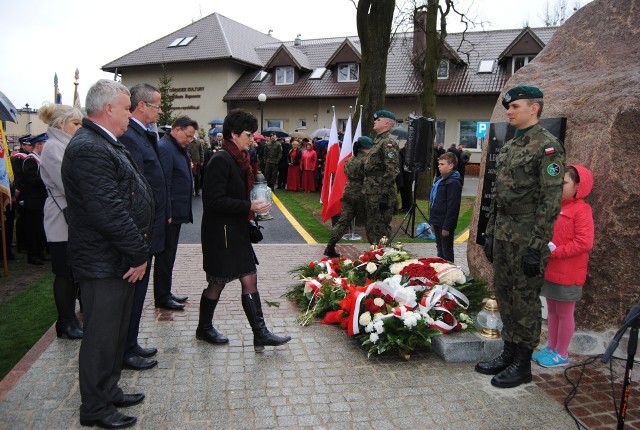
[53,276,83,339]
[241,292,291,352]
[323,242,340,258]
[491,346,533,388]
[195,293,229,344]
[474,341,516,375]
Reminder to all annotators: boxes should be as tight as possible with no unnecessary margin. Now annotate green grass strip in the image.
[0,273,56,380]
[274,190,331,242]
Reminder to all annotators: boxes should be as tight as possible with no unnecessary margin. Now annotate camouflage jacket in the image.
[486,123,565,250]
[362,132,400,195]
[343,152,366,199]
[263,140,282,164]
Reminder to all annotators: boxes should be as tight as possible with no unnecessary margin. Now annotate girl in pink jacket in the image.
[534,165,594,367]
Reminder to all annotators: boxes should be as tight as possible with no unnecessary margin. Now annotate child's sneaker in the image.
[537,351,569,368]
[532,345,552,363]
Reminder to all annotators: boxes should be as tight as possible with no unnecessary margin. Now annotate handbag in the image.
[249,220,264,244]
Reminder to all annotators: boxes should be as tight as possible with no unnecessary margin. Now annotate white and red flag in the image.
[325,110,358,220]
[320,111,340,221]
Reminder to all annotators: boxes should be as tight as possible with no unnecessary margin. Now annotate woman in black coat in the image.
[197,109,291,352]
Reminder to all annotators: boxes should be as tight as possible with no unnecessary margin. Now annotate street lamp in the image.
[258,93,267,132]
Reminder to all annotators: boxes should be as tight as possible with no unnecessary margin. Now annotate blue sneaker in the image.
[537,351,569,368]
[532,345,552,363]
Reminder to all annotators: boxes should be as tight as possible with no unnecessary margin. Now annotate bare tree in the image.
[541,0,583,26]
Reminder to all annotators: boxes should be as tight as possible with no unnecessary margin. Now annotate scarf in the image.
[222,139,254,198]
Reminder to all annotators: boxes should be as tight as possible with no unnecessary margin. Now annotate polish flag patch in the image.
[545,147,556,155]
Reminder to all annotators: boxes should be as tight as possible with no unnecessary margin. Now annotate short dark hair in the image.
[129,83,159,112]
[172,116,199,130]
[566,165,580,184]
[223,109,258,140]
[439,151,457,168]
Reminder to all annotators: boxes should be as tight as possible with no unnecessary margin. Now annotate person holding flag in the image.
[362,110,400,244]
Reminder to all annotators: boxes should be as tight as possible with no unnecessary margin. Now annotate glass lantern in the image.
[476,296,503,339]
[250,172,273,221]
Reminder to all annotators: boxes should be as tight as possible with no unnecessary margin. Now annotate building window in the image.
[338,63,359,82]
[477,60,495,74]
[252,70,268,82]
[267,119,283,129]
[435,120,446,145]
[168,36,196,47]
[298,119,307,129]
[458,120,488,149]
[275,67,294,85]
[437,59,449,79]
[512,55,536,74]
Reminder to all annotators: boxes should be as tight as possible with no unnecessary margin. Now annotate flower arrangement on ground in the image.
[285,247,487,358]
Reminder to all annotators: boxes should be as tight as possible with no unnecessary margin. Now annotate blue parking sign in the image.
[476,122,490,138]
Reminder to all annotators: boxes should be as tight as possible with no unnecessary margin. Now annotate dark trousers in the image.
[433,225,454,263]
[153,223,181,304]
[79,278,134,421]
[193,167,202,196]
[278,166,288,188]
[2,206,15,258]
[15,205,27,252]
[125,256,152,358]
[24,207,46,260]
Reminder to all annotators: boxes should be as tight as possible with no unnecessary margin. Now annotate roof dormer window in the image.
[338,63,359,82]
[437,59,449,79]
[512,55,536,74]
[478,60,495,74]
[275,66,294,85]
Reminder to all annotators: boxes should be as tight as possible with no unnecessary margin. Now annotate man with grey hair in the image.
[62,79,153,429]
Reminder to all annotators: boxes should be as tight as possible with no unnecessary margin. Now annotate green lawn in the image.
[0,273,56,380]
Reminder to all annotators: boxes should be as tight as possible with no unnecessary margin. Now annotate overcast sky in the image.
[1,0,591,110]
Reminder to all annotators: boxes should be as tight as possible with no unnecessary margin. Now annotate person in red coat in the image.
[286,140,302,191]
[533,164,594,368]
[300,141,318,193]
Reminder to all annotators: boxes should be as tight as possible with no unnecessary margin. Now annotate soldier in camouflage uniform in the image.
[263,134,282,189]
[475,86,565,389]
[323,136,373,258]
[362,110,400,244]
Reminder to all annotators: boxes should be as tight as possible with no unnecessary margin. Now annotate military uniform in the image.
[263,138,282,189]
[486,123,565,349]
[363,131,399,244]
[328,151,367,244]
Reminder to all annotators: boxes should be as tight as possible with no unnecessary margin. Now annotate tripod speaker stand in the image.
[390,170,429,241]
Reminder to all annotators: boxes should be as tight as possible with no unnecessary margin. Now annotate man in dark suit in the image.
[62,79,152,429]
[119,83,167,370]
[154,116,198,310]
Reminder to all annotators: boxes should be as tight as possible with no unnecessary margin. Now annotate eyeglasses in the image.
[243,131,254,139]
[144,101,161,110]
[180,128,195,141]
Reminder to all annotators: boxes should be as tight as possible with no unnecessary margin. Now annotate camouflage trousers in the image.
[328,197,365,244]
[493,238,550,349]
[364,193,393,245]
[264,162,278,189]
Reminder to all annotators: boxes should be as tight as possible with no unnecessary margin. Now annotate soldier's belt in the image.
[497,204,537,215]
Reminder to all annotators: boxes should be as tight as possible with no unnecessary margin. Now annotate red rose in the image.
[309,261,316,268]
[443,313,454,325]
[454,323,462,331]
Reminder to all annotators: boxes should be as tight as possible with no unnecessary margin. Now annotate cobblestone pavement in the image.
[0,243,589,430]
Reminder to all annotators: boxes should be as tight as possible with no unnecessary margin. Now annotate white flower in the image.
[319,262,326,268]
[373,320,385,333]
[370,333,379,344]
[373,312,384,321]
[460,323,468,330]
[334,277,343,285]
[423,315,435,325]
[389,259,420,275]
[344,259,353,265]
[365,322,374,333]
[403,315,418,329]
[373,297,385,307]
[318,273,326,280]
[359,311,372,326]
[458,313,472,323]
[366,262,377,274]
[394,287,417,307]
[431,263,466,285]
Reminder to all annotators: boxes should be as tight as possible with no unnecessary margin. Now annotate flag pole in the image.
[73,68,80,108]
[54,73,59,104]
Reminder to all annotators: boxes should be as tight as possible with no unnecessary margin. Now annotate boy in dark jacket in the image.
[428,152,462,262]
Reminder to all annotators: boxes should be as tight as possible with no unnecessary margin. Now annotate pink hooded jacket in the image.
[545,164,594,286]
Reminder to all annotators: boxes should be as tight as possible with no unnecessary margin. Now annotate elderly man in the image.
[362,110,400,244]
[475,85,565,388]
[119,83,166,371]
[62,79,153,429]
[154,116,198,310]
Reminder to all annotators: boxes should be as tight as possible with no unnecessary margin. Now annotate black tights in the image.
[203,273,258,300]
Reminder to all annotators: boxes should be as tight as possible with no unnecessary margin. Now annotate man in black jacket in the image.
[62,79,153,430]
[119,83,166,371]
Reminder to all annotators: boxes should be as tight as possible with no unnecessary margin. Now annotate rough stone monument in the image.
[468,0,640,330]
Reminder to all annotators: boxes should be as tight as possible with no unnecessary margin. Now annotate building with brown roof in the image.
[103,12,557,160]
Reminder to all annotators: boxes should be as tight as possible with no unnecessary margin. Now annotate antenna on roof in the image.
[268,30,273,36]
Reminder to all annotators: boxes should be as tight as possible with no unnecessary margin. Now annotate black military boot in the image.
[491,346,533,388]
[474,341,517,375]
[323,241,340,258]
[53,276,83,339]
[195,293,229,344]
[241,292,291,352]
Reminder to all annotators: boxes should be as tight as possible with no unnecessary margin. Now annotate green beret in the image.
[502,85,544,109]
[373,109,396,121]
[356,136,373,148]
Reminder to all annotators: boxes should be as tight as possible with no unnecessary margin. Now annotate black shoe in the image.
[323,243,340,258]
[123,355,158,371]
[475,341,517,375]
[155,299,185,310]
[80,410,137,428]
[491,347,533,388]
[171,294,188,303]
[134,345,157,358]
[242,292,291,352]
[196,293,229,344]
[113,393,145,408]
[56,321,83,339]
[28,257,45,265]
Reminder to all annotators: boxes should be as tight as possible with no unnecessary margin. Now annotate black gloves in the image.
[379,194,389,211]
[483,234,494,263]
[522,247,541,277]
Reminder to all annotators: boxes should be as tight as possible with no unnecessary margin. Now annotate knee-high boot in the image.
[53,276,83,339]
[323,241,340,258]
[196,292,229,344]
[241,292,291,352]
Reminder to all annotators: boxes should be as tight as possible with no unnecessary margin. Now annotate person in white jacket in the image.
[39,103,83,339]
